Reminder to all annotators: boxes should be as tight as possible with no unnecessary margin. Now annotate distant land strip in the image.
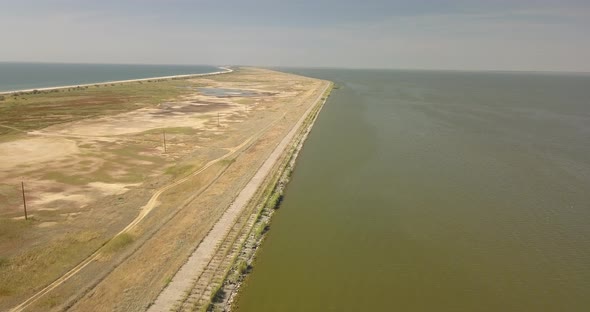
[0,66,233,95]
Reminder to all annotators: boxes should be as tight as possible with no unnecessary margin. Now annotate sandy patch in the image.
[25,182,138,211]
[0,137,79,171]
[31,192,90,208]
[11,215,33,220]
[37,208,59,211]
[45,100,240,137]
[37,222,58,228]
[87,182,140,196]
[60,212,82,221]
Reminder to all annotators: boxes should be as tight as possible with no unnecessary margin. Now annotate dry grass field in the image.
[0,68,328,311]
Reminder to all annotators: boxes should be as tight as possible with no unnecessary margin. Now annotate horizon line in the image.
[1,60,589,75]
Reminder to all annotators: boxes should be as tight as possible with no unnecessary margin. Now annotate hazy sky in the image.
[1,0,589,71]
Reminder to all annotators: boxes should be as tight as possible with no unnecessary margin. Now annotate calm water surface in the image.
[0,62,219,92]
[236,69,590,311]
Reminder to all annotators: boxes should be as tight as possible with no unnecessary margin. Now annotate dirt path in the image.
[147,81,330,311]
[0,123,26,133]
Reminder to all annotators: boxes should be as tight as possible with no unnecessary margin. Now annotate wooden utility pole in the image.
[217,113,220,127]
[163,131,167,153]
[21,181,28,220]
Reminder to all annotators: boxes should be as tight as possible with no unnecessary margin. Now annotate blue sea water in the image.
[0,62,220,92]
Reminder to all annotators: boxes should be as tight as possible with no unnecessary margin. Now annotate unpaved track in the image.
[147,81,330,311]
[0,123,26,133]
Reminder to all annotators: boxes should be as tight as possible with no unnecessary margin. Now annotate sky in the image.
[0,0,589,72]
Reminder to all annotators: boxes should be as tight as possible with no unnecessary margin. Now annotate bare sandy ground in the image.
[0,137,79,171]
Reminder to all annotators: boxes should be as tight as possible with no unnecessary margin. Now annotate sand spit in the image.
[0,67,233,95]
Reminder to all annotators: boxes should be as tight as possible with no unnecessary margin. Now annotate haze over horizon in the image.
[1,0,589,72]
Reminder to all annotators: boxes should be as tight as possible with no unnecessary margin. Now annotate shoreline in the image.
[221,82,333,311]
[0,66,233,95]
[147,79,332,311]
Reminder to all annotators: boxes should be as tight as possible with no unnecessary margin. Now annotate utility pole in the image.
[163,130,167,153]
[217,113,220,127]
[21,181,28,220]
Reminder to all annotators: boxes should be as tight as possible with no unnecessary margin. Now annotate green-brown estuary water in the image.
[235,69,590,311]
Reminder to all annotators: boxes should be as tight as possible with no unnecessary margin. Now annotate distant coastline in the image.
[0,66,233,95]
